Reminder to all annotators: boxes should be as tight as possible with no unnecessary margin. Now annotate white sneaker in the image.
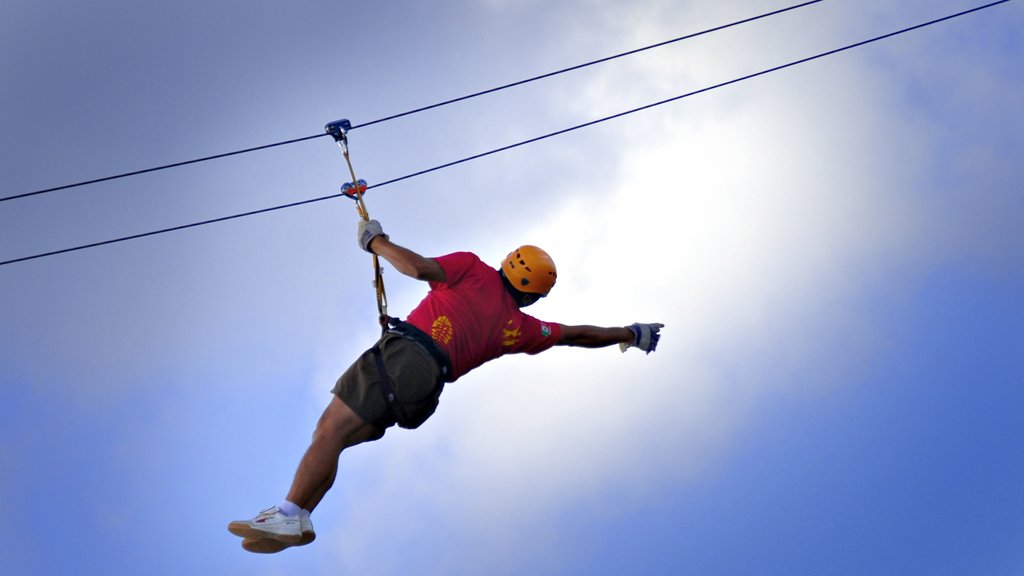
[228,507,303,545]
[241,514,316,554]
[298,513,315,545]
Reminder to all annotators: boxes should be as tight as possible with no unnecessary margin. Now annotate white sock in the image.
[278,500,302,518]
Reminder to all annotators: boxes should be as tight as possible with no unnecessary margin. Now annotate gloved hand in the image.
[357,219,388,253]
[619,322,664,354]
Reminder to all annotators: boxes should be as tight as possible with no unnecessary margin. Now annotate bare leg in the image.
[286,396,381,512]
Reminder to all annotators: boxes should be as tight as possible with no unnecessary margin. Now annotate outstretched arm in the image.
[558,325,634,348]
[558,322,664,353]
[359,220,446,283]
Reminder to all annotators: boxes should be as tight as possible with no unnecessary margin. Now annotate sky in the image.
[1,0,1022,574]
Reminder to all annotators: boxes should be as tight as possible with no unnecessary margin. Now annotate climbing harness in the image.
[325,119,389,332]
[361,316,451,430]
[369,316,452,428]
[384,316,451,382]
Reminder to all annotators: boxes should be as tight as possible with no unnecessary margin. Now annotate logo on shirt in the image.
[432,315,454,345]
[502,319,521,347]
[541,324,552,338]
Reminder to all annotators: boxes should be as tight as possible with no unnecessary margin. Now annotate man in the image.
[228,220,663,553]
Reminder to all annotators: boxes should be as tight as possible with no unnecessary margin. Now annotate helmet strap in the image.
[499,269,542,308]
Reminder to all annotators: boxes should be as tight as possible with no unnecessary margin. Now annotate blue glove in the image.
[357,219,388,253]
[620,322,664,354]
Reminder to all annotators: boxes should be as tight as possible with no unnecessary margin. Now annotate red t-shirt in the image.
[405,252,562,382]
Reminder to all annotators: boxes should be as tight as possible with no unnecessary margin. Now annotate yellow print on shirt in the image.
[502,319,521,347]
[432,315,454,345]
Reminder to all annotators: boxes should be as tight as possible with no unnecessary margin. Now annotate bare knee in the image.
[312,396,368,446]
[345,424,384,448]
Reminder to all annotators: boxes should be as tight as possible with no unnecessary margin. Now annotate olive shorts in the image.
[332,333,442,437]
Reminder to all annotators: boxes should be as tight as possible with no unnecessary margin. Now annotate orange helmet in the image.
[501,245,557,296]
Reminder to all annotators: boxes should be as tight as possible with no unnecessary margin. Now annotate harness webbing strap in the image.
[326,120,388,330]
[369,345,398,406]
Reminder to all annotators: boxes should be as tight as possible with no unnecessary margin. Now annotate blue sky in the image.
[1,1,1022,575]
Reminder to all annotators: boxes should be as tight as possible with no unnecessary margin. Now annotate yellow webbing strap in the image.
[332,125,389,329]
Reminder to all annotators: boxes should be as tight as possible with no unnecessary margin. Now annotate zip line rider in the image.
[228,219,664,553]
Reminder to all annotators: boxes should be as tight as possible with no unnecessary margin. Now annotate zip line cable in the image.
[0,0,1011,267]
[0,134,327,203]
[1,0,825,204]
[346,0,826,131]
